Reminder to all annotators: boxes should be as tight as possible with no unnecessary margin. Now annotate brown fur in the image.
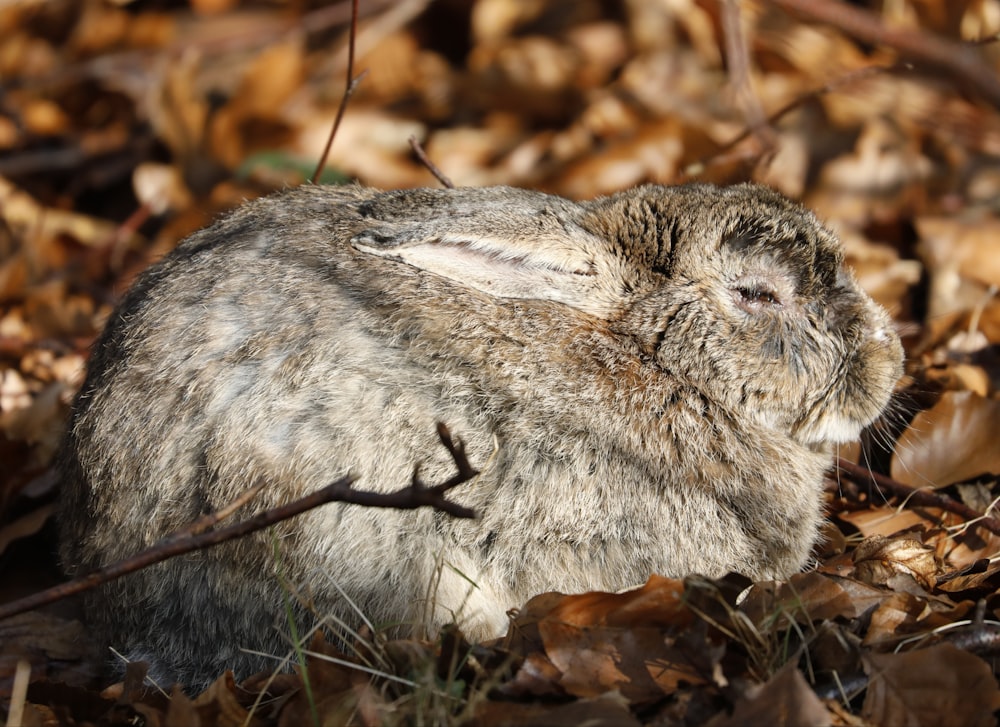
[57,183,902,686]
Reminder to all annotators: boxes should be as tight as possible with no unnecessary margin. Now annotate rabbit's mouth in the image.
[790,365,901,447]
[793,412,869,449]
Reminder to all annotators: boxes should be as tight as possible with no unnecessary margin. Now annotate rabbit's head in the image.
[583,184,902,446]
[352,183,902,449]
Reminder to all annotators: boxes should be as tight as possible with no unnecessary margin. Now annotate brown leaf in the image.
[498,651,567,699]
[838,506,937,539]
[862,643,1000,727]
[0,177,117,248]
[191,671,258,727]
[820,117,932,193]
[935,558,1000,594]
[474,691,641,727]
[277,631,374,727]
[164,686,201,727]
[0,613,103,695]
[509,576,709,701]
[839,227,922,313]
[917,216,1000,318]
[853,534,940,590]
[539,620,707,700]
[542,574,692,629]
[707,664,832,727]
[891,391,1000,488]
[741,571,860,626]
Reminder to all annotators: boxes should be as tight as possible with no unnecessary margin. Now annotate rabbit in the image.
[57,182,903,687]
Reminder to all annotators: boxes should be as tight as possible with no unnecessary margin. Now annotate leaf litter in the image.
[3,0,1000,724]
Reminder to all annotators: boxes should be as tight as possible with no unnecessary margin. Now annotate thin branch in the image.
[425,422,477,491]
[681,63,895,179]
[311,0,364,184]
[185,481,268,537]
[409,135,455,188]
[835,458,1000,537]
[770,0,1000,109]
[720,0,774,146]
[0,425,478,622]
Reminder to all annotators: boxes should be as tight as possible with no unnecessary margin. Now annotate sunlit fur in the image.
[57,183,903,686]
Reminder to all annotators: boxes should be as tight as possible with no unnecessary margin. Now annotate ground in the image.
[2,1,1000,725]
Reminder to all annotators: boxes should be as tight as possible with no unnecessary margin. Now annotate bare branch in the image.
[720,0,774,147]
[835,457,1000,537]
[185,481,268,537]
[409,135,455,188]
[771,0,1000,109]
[311,0,363,184]
[0,425,478,622]
[681,63,896,179]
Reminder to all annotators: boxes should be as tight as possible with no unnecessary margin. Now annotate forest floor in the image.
[2,0,1000,725]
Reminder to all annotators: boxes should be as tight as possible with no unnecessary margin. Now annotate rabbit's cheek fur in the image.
[793,304,902,445]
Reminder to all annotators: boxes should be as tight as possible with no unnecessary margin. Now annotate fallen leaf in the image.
[508,577,712,701]
[918,216,1000,318]
[838,506,936,539]
[891,391,1000,488]
[853,534,939,590]
[540,620,707,700]
[862,643,1000,727]
[740,571,859,626]
[474,690,640,727]
[707,664,832,727]
[0,613,103,696]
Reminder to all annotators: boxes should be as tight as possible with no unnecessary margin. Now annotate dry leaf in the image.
[861,591,924,647]
[133,163,193,216]
[190,671,256,727]
[740,571,860,626]
[891,391,1000,488]
[0,177,117,247]
[0,613,102,695]
[537,574,692,629]
[474,691,640,727]
[510,576,708,701]
[853,534,939,589]
[707,664,832,727]
[838,506,937,539]
[539,620,707,700]
[917,216,1000,318]
[862,643,1000,727]
[820,117,932,192]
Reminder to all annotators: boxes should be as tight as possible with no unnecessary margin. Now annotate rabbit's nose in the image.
[870,324,893,344]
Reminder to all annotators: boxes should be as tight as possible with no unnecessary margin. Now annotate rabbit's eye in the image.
[734,286,781,309]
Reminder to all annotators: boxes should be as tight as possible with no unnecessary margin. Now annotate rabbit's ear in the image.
[351,227,629,318]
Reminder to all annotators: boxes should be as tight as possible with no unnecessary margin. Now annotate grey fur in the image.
[57,183,903,686]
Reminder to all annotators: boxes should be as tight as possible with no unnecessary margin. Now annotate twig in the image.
[5,660,30,727]
[185,481,268,537]
[0,425,478,622]
[770,0,1000,109]
[424,422,477,490]
[720,0,774,147]
[835,458,1000,537]
[409,135,455,188]
[311,0,364,184]
[681,63,895,179]
[944,623,1000,656]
